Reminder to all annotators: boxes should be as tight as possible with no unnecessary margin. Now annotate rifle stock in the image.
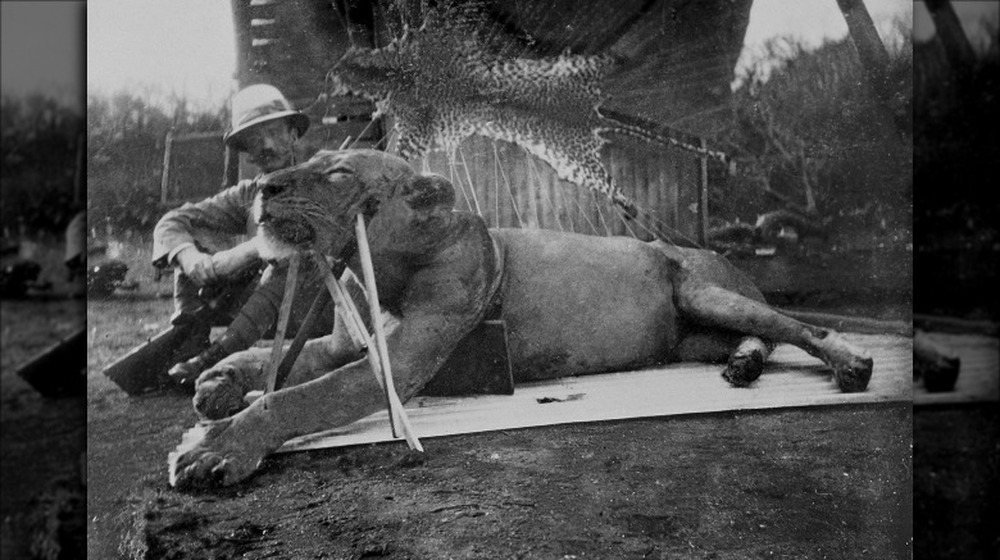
[16,327,87,398]
[102,325,191,395]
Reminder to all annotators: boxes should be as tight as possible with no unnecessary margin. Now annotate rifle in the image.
[16,327,87,398]
[101,323,204,395]
[103,245,263,395]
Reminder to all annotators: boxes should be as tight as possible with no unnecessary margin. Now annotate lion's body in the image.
[170,150,874,489]
[492,229,766,381]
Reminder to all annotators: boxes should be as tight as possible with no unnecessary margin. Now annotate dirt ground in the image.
[75,276,918,560]
[913,405,1000,560]
[13,237,997,560]
[1,298,87,560]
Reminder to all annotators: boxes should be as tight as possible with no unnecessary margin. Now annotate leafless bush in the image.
[86,89,228,237]
[1,94,84,236]
[716,32,912,235]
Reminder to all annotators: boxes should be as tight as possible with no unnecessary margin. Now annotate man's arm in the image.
[152,179,259,269]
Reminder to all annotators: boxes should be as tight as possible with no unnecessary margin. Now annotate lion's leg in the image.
[171,250,492,488]
[676,283,872,392]
[194,312,365,420]
[173,311,475,488]
[675,329,740,363]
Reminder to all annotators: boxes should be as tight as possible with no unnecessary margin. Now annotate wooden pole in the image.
[223,145,240,187]
[313,255,369,350]
[354,215,402,436]
[273,288,330,391]
[698,138,709,246]
[834,0,892,101]
[312,252,423,451]
[263,252,300,395]
[924,0,976,69]
[160,130,174,204]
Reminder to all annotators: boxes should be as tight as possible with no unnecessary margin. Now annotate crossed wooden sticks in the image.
[256,214,423,452]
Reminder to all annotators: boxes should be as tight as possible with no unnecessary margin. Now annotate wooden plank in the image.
[608,150,623,236]
[638,151,653,241]
[698,139,710,246]
[677,155,699,243]
[279,333,914,453]
[913,333,999,406]
[525,154,540,229]
[645,153,660,239]
[663,153,679,231]
[469,140,493,225]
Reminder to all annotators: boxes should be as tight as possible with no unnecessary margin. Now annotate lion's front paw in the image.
[168,417,268,489]
[193,366,249,420]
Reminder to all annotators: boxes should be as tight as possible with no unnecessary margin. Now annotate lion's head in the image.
[253,149,456,260]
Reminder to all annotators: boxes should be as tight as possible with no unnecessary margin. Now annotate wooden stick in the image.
[354,216,401,432]
[264,252,299,395]
[312,254,369,350]
[312,252,423,451]
[273,288,330,391]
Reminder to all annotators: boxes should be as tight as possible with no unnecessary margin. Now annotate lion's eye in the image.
[325,167,353,182]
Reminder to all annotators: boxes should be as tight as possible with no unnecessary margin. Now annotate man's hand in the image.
[175,247,218,287]
[211,240,261,277]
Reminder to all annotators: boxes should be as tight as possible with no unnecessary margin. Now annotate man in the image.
[153,84,332,383]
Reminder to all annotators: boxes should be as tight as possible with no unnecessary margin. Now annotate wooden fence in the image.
[414,135,706,245]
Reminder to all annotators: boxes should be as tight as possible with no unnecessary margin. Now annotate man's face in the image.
[242,119,298,173]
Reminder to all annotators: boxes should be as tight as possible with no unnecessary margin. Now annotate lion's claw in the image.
[168,417,269,489]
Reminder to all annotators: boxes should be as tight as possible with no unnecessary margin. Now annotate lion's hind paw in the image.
[722,348,765,388]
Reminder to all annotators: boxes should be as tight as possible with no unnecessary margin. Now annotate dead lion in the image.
[169,149,873,488]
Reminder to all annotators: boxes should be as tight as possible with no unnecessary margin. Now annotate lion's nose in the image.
[260,181,287,199]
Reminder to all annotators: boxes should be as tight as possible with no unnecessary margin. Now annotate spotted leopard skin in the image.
[330,13,637,215]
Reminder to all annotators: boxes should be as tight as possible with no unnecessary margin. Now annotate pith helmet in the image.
[224,84,310,150]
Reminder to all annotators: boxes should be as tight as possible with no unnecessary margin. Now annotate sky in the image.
[85,0,916,112]
[1,1,85,111]
[87,0,236,112]
[733,0,911,83]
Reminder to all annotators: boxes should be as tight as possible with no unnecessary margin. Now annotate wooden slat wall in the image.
[416,136,703,243]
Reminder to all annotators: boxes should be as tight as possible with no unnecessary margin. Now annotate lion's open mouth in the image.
[262,217,316,246]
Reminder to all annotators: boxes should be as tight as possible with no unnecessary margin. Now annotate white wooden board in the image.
[279,333,916,454]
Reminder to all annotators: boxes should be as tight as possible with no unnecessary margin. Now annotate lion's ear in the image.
[399,174,456,213]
